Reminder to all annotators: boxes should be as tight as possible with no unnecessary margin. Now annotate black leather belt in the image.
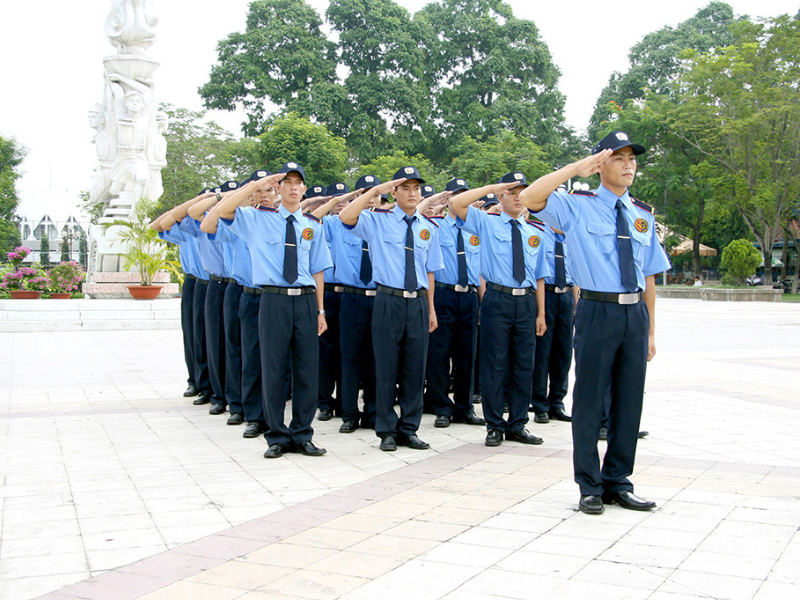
[487,282,532,296]
[209,274,225,282]
[580,289,642,305]
[343,286,377,297]
[243,287,262,294]
[436,282,478,293]
[545,284,572,294]
[225,277,238,284]
[195,278,209,285]
[184,274,197,281]
[376,284,427,299]
[324,284,344,293]
[261,286,315,296]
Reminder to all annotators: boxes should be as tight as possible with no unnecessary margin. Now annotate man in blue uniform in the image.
[427,178,485,428]
[521,131,671,514]
[213,164,332,458]
[530,221,576,424]
[449,173,550,447]
[339,167,444,451]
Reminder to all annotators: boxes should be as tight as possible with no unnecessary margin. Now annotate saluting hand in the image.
[253,172,284,191]
[575,149,613,178]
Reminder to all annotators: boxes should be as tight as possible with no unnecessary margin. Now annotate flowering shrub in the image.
[1,246,48,291]
[48,261,86,293]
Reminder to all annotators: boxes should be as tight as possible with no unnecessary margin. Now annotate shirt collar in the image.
[392,204,418,222]
[596,184,632,210]
[445,213,458,228]
[500,211,525,225]
[278,203,303,220]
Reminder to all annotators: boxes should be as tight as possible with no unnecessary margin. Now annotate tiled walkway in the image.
[1,298,798,600]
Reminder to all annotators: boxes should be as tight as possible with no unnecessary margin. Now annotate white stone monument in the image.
[85,0,176,298]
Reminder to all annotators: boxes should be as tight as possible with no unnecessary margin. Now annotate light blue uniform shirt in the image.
[325,215,376,289]
[459,207,551,288]
[222,204,332,288]
[345,204,444,290]
[433,213,481,286]
[321,217,338,284]
[178,217,227,278]
[213,221,256,288]
[535,185,671,293]
[159,228,209,280]
[536,222,574,287]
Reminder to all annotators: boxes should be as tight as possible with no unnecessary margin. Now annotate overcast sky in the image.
[1,0,797,222]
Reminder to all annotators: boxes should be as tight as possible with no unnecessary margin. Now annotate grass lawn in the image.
[782,293,800,302]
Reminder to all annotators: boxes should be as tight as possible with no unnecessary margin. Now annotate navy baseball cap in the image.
[327,182,350,197]
[392,166,426,184]
[421,184,435,198]
[278,161,307,182]
[592,131,645,155]
[304,185,327,199]
[355,174,382,190]
[498,172,527,188]
[445,178,469,193]
[480,193,499,207]
[246,169,273,184]
[200,188,213,195]
[217,181,240,193]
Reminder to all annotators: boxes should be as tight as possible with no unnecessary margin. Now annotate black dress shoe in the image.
[294,440,327,456]
[602,490,656,511]
[243,423,263,438]
[598,427,608,441]
[380,436,397,451]
[227,413,244,425]
[485,429,503,447]
[183,384,199,397]
[434,415,451,428]
[339,420,358,433]
[452,412,486,426]
[402,435,430,450]
[192,392,210,405]
[318,409,333,421]
[472,394,482,404]
[579,495,605,514]
[209,404,226,415]
[506,428,544,445]
[263,443,287,459]
[638,430,649,439]
[533,412,550,424]
[549,408,572,422]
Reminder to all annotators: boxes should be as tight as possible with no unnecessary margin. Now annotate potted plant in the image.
[1,246,49,299]
[102,198,177,300]
[48,260,86,299]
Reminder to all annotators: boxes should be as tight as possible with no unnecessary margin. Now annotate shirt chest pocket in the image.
[384,233,405,258]
[493,228,512,247]
[414,229,431,253]
[631,227,651,261]
[587,222,615,255]
[263,233,282,246]
[344,235,363,259]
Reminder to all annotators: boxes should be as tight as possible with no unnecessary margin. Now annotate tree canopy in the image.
[0,134,26,255]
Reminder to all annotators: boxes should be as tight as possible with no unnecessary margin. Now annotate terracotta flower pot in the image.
[50,292,72,299]
[127,285,163,300]
[9,290,43,299]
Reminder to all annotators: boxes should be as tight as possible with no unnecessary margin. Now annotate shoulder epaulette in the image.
[527,214,545,225]
[631,197,655,215]
[424,215,440,228]
[373,208,391,213]
[526,220,545,231]
[304,212,322,224]
[488,212,501,216]
[569,190,597,196]
[255,205,277,212]
[427,214,444,219]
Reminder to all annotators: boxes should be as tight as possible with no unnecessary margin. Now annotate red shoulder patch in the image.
[631,197,655,215]
[304,213,322,224]
[424,215,440,228]
[255,205,277,212]
[526,220,545,231]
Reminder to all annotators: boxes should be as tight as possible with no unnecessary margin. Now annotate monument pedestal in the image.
[83,271,178,299]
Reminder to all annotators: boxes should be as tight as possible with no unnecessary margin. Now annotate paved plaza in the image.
[0,298,799,600]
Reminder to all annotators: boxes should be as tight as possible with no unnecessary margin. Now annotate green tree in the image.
[720,239,761,285]
[589,2,740,140]
[255,113,348,186]
[0,134,26,255]
[449,131,550,187]
[60,236,69,262]
[669,16,800,284]
[199,0,337,136]
[352,151,447,192]
[40,233,50,267]
[79,233,88,271]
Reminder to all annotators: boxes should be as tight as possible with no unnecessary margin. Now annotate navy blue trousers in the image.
[339,291,376,425]
[259,292,318,446]
[191,279,210,394]
[479,288,537,434]
[204,279,227,408]
[426,288,478,418]
[223,282,243,416]
[239,290,267,428]
[180,276,197,387]
[373,293,428,439]
[531,289,574,415]
[318,290,342,413]
[572,299,649,496]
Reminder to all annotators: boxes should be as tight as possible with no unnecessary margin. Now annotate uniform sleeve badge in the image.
[420,229,431,241]
[528,235,540,248]
[634,218,648,233]
[302,228,314,241]
[469,235,480,246]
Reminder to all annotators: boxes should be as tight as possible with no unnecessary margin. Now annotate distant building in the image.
[17,215,90,264]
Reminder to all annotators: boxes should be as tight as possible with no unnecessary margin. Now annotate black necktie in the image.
[616,199,637,292]
[283,214,298,284]
[457,229,468,287]
[554,240,567,289]
[359,240,372,286]
[510,220,525,285]
[403,215,417,292]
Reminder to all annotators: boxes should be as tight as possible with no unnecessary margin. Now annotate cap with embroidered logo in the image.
[445,178,469,193]
[304,185,327,200]
[219,181,240,193]
[421,184,435,198]
[355,174,382,190]
[246,169,273,184]
[327,182,350,197]
[480,192,499,207]
[592,131,645,155]
[278,161,307,182]
[392,166,426,184]
[498,172,527,188]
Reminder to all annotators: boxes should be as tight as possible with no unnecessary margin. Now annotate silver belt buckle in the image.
[454,284,469,293]
[511,288,526,296]
[619,292,638,305]
[403,290,417,298]
[555,286,569,294]
[365,290,377,297]
[287,288,302,296]
[335,286,344,293]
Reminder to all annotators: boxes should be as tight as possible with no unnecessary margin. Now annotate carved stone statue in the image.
[105,0,158,55]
